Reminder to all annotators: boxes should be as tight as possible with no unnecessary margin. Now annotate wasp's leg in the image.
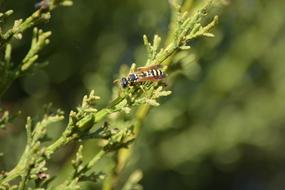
[137,82,150,99]
[159,80,168,87]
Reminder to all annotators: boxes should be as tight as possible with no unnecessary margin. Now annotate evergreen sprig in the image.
[106,1,220,188]
[0,109,21,129]
[0,0,73,97]
[0,0,221,189]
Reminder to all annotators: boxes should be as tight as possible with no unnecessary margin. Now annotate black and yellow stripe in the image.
[150,69,165,79]
[136,68,165,80]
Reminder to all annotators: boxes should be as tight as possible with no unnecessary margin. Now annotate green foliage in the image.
[0,0,72,97]
[0,109,16,129]
[0,0,221,189]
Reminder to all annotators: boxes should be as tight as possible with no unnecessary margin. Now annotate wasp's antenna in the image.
[113,79,120,84]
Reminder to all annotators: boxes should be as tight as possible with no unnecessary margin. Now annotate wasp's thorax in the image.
[120,73,140,88]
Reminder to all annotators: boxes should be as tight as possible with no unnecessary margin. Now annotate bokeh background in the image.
[1,0,285,189]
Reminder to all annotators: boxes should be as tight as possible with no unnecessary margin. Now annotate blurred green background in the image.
[1,0,285,189]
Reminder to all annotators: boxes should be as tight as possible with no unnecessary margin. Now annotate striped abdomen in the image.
[142,69,165,79]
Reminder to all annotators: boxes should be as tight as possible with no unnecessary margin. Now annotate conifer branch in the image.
[103,0,220,188]
[0,0,73,97]
[0,0,221,189]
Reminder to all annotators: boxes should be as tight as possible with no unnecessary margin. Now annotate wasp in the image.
[116,64,166,88]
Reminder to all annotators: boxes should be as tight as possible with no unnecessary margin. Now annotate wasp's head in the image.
[120,77,129,88]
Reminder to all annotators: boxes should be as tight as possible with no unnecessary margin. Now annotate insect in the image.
[116,64,166,88]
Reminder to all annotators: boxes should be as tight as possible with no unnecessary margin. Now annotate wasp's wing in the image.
[136,64,162,72]
[136,76,164,82]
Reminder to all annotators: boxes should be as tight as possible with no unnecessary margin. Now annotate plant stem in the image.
[0,146,29,185]
[0,10,47,47]
[45,97,125,157]
[86,150,106,170]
